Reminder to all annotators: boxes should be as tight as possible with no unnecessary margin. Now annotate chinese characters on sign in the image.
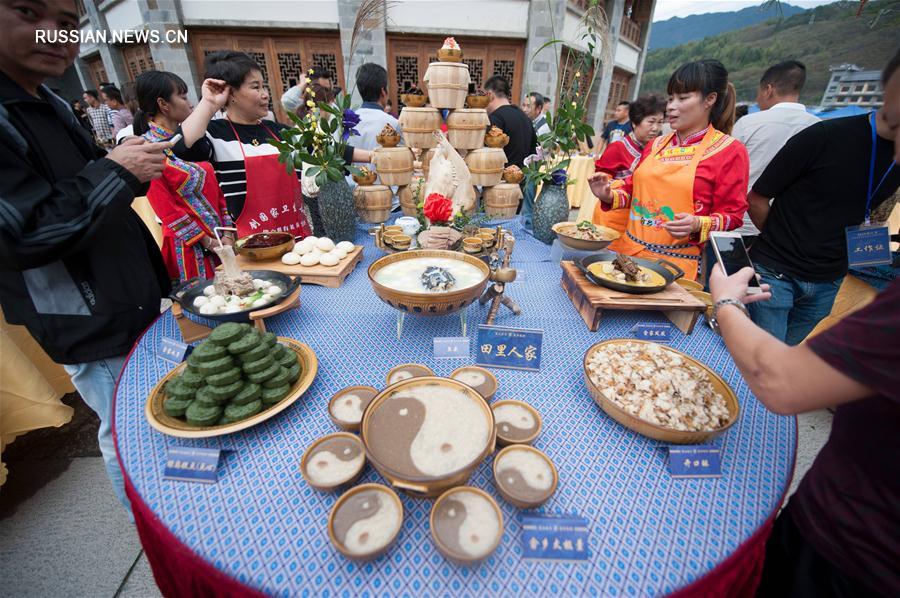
[247,203,302,233]
[668,445,722,479]
[433,337,470,359]
[475,326,543,371]
[163,447,223,484]
[520,514,590,561]
[158,337,191,363]
[846,224,891,267]
[631,323,673,343]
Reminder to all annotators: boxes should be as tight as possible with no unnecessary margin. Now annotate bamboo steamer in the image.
[353,184,393,223]
[423,62,470,110]
[483,183,522,218]
[446,108,489,150]
[399,107,441,149]
[372,146,414,186]
[398,175,425,216]
[464,148,506,187]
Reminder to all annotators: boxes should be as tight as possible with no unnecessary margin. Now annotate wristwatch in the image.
[709,298,749,335]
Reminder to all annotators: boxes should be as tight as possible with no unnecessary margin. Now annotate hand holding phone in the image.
[709,232,761,295]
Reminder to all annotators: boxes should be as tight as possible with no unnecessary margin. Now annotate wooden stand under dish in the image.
[560,262,708,334]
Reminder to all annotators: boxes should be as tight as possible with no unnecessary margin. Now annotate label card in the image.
[846,224,891,267]
[521,514,590,561]
[631,323,673,343]
[668,445,722,479]
[475,325,543,371]
[158,337,192,363]
[434,337,470,359]
[163,446,222,484]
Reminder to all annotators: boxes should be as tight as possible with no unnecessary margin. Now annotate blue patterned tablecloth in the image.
[115,220,796,597]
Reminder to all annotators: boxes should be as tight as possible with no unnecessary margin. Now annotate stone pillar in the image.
[523,0,565,105]
[591,0,625,132]
[337,0,388,105]
[82,0,130,87]
[142,0,202,103]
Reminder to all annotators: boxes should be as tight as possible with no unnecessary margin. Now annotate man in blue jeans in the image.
[746,51,900,345]
[0,0,169,511]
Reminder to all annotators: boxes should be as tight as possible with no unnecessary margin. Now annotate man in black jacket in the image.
[0,0,170,510]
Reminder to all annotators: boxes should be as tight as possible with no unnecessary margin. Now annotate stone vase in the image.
[532,183,570,244]
[316,178,357,242]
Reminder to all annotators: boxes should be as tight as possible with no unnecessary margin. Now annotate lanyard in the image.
[866,111,895,223]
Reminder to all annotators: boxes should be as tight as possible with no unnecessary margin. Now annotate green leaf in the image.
[325,165,343,181]
[529,38,565,61]
[346,164,363,176]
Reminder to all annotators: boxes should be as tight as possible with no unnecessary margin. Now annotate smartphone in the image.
[709,232,761,294]
[167,133,183,145]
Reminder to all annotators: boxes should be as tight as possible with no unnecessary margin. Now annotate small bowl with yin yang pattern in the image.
[328,483,404,561]
[490,399,542,446]
[385,363,434,386]
[449,365,498,401]
[430,486,504,565]
[300,432,366,492]
[492,444,558,509]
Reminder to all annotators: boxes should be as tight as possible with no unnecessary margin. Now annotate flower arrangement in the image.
[423,193,453,224]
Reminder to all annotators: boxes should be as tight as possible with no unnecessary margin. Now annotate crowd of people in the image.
[0,1,897,595]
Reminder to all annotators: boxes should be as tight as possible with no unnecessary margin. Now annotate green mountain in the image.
[640,0,900,105]
[649,2,806,51]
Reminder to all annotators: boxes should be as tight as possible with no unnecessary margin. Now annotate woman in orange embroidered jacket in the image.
[588,60,749,281]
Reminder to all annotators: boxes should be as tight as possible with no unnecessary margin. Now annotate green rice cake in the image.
[206,367,241,387]
[224,399,263,421]
[238,342,270,363]
[207,380,244,401]
[180,370,205,390]
[262,366,291,389]
[261,332,277,347]
[242,355,275,375]
[194,386,223,407]
[277,350,298,369]
[195,355,235,376]
[163,395,193,418]
[271,344,287,360]
[231,383,261,406]
[208,322,246,346]
[188,342,228,364]
[227,332,262,355]
[169,381,196,402]
[247,363,280,384]
[286,362,301,384]
[261,384,291,405]
[185,402,223,426]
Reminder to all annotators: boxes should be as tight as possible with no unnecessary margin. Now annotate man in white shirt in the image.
[522,91,551,138]
[732,60,820,241]
[353,62,401,152]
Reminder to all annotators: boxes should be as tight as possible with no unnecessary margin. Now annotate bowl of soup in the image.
[360,377,496,497]
[368,250,491,317]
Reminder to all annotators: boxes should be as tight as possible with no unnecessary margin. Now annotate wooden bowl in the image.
[353,170,377,185]
[376,132,401,148]
[145,338,318,438]
[552,221,620,252]
[465,94,490,109]
[484,134,509,148]
[492,445,558,508]
[502,169,524,184]
[328,385,379,432]
[462,238,483,253]
[360,377,496,497]
[430,486,503,564]
[300,432,366,491]
[391,234,412,250]
[401,93,427,107]
[368,250,491,317]
[234,233,295,261]
[449,365,498,401]
[491,399,542,446]
[582,339,740,444]
[328,483,403,561]
[385,363,434,386]
[437,48,463,62]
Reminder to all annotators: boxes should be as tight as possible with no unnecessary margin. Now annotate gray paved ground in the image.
[0,393,831,596]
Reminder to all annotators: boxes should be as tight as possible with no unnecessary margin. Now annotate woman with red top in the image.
[135,70,233,283]
[589,60,749,280]
[593,95,666,250]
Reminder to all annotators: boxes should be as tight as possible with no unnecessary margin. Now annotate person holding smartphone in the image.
[588,60,749,281]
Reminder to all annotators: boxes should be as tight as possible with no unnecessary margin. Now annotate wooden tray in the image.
[145,337,318,439]
[560,261,707,334]
[233,246,364,288]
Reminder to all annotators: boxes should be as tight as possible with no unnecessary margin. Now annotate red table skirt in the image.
[127,471,775,598]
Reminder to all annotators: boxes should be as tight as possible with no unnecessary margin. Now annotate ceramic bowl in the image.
[465,94,490,109]
[300,432,366,491]
[234,232,295,261]
[490,399,542,446]
[328,483,403,561]
[385,363,434,386]
[492,445,558,508]
[328,385,380,432]
[401,93,428,107]
[430,486,503,564]
[449,365,498,401]
[437,48,463,62]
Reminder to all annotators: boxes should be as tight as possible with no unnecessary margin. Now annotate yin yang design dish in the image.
[385,363,435,386]
[449,366,498,401]
[491,400,542,446]
[300,433,366,491]
[492,445,558,508]
[328,484,403,561]
[430,486,503,564]
[328,386,379,432]
[361,377,495,497]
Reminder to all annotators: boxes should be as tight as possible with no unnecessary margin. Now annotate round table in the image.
[114,222,796,597]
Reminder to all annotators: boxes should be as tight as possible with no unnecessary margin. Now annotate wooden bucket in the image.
[483,183,522,218]
[373,147,414,186]
[399,107,441,149]
[446,108,489,150]
[421,148,437,179]
[464,148,506,187]
[353,185,393,223]
[424,62,470,110]
[398,175,425,216]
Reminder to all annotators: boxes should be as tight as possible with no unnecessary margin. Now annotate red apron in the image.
[227,119,312,238]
